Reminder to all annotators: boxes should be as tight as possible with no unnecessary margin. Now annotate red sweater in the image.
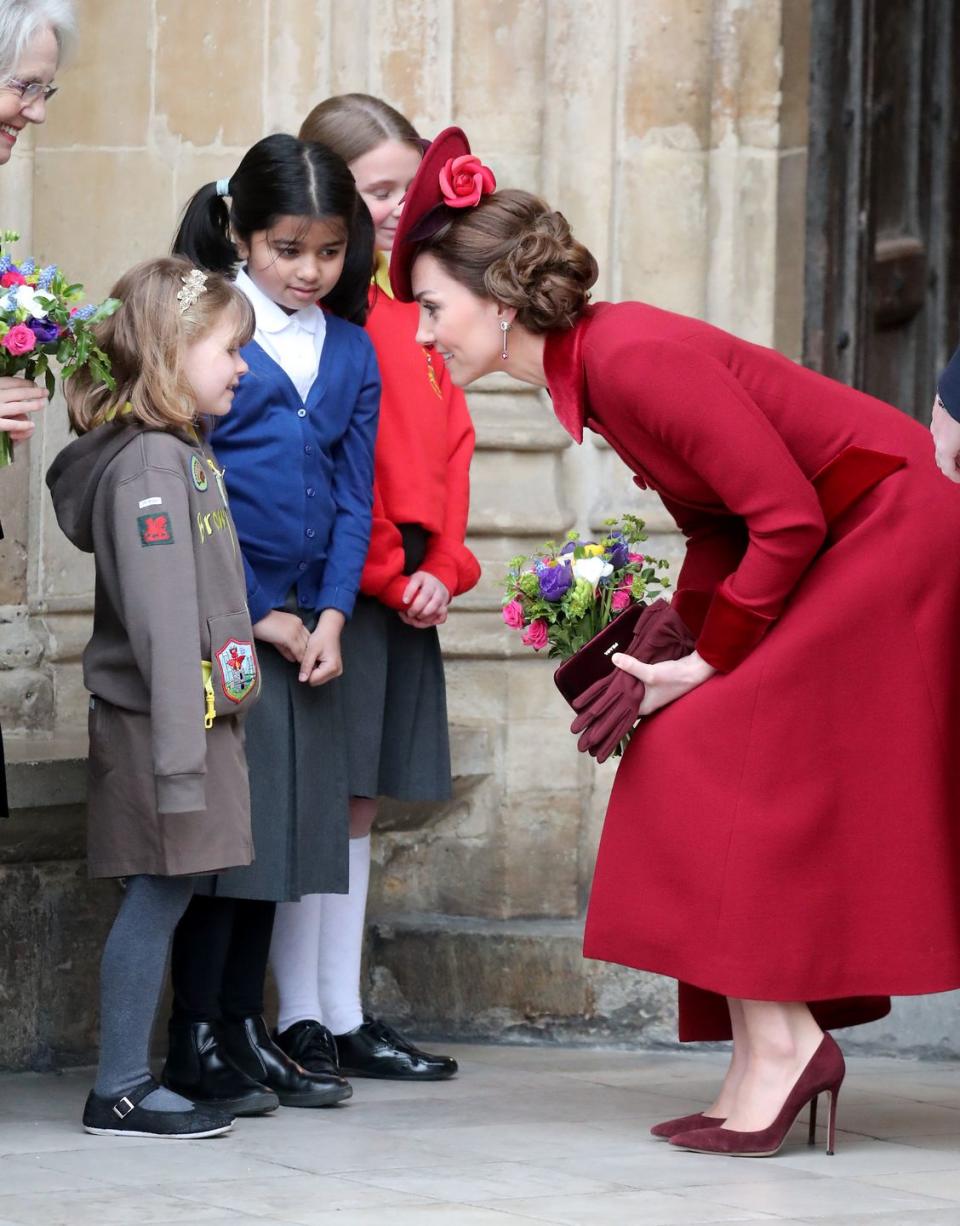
[361,273,480,610]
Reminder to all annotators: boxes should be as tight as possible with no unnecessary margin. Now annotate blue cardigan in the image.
[939,345,960,422]
[211,315,380,623]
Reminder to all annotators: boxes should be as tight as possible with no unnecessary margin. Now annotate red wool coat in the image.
[361,279,480,609]
[544,302,960,1041]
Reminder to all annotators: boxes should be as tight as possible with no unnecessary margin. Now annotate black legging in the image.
[170,895,276,1023]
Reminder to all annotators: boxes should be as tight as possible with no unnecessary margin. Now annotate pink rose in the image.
[628,552,645,564]
[611,589,632,612]
[501,599,525,629]
[521,618,549,651]
[0,270,25,289]
[439,154,496,209]
[2,323,36,355]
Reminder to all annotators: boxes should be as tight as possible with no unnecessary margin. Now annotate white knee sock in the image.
[271,892,324,1034]
[317,834,371,1036]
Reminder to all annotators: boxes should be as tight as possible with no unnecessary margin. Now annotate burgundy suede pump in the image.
[650,1111,724,1139]
[668,1033,845,1157]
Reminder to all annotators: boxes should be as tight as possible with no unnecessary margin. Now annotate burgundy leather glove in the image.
[569,600,694,762]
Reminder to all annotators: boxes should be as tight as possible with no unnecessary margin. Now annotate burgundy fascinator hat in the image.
[389,126,496,302]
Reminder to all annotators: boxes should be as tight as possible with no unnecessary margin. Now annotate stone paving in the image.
[3,1043,960,1224]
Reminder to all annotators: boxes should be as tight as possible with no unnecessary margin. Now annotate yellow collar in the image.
[373,251,394,299]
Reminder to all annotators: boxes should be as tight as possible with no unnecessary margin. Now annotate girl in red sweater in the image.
[268,95,479,1081]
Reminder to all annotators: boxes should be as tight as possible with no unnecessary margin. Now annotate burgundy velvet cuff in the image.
[695,585,776,672]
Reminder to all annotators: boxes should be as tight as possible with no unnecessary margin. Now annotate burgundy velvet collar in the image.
[542,308,599,444]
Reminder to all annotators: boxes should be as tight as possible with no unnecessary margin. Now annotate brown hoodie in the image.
[47,422,260,814]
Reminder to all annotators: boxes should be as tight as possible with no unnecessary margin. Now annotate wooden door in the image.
[804,0,960,420]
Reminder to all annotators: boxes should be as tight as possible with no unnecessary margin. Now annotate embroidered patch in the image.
[191,454,208,492]
[138,496,162,509]
[215,638,257,703]
[137,512,174,546]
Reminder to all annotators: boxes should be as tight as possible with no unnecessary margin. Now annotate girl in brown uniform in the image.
[47,257,265,1139]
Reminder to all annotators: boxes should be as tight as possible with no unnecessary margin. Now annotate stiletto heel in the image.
[669,1034,845,1158]
[826,1083,841,1156]
[807,1093,818,1146]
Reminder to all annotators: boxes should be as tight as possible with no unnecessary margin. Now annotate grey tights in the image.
[94,873,196,1111]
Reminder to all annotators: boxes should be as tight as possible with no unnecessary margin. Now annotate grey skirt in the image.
[340,594,452,803]
[203,620,349,903]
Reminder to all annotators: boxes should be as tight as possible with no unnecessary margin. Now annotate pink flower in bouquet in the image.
[0,269,25,288]
[521,618,549,650]
[628,551,645,564]
[502,599,525,629]
[2,323,36,355]
[611,589,632,612]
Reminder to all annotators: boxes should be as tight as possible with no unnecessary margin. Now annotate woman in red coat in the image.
[388,129,960,1157]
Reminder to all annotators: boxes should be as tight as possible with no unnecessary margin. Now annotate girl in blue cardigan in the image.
[162,134,380,1114]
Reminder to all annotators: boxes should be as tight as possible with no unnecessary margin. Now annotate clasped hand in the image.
[398,570,450,629]
[610,650,717,716]
[252,608,344,686]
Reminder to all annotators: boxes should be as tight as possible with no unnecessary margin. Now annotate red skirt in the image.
[583,445,960,1040]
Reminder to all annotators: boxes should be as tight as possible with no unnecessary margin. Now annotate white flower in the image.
[7,284,49,318]
[572,556,613,589]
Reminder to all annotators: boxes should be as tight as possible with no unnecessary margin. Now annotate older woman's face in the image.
[412,252,505,386]
[0,25,59,165]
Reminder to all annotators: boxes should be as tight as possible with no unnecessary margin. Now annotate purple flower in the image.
[537,560,573,601]
[605,534,630,569]
[28,317,60,344]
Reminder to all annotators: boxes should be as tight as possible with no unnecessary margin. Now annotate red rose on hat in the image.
[438,154,496,209]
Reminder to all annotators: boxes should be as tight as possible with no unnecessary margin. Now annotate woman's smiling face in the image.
[0,25,59,165]
[412,252,506,386]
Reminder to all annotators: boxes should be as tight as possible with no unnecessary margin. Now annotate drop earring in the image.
[500,319,511,361]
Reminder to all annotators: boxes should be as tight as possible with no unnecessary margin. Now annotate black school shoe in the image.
[222,1014,352,1107]
[82,1077,234,1139]
[163,1020,280,1117]
[334,1017,458,1080]
[274,1019,342,1078]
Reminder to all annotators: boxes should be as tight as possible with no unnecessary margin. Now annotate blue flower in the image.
[0,255,13,275]
[37,265,57,289]
[19,257,35,275]
[72,303,96,320]
[605,534,630,570]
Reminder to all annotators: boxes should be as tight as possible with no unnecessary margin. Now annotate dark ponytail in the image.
[173,133,375,326]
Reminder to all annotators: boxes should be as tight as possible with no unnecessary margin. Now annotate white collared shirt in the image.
[235,266,326,403]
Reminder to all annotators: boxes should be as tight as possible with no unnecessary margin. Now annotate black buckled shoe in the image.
[82,1077,234,1139]
[274,1019,342,1078]
[334,1017,458,1080]
[222,1014,352,1107]
[163,1020,279,1117]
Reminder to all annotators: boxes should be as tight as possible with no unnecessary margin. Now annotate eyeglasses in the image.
[3,78,58,104]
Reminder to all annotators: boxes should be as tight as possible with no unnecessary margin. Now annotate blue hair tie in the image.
[215,178,231,198]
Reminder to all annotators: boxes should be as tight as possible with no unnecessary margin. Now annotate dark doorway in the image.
[804,0,960,420]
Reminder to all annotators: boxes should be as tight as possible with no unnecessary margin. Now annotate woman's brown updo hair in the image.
[420,189,599,332]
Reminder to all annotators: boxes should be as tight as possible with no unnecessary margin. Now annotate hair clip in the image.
[177,268,208,314]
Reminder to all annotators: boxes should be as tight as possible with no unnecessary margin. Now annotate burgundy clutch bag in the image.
[553,600,650,708]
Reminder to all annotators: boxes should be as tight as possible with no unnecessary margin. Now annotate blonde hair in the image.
[299,93,421,165]
[422,189,598,332]
[66,256,254,434]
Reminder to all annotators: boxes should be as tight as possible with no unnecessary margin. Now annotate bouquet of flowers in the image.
[0,230,120,467]
[501,514,672,658]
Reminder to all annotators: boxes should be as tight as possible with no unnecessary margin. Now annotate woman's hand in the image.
[300,608,345,686]
[611,649,717,716]
[402,571,450,621]
[253,609,309,664]
[0,376,46,443]
[931,396,960,484]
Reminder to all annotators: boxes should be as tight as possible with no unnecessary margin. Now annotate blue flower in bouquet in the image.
[37,265,57,290]
[69,303,97,325]
[0,254,12,275]
[18,257,34,275]
[537,558,573,601]
[28,317,60,344]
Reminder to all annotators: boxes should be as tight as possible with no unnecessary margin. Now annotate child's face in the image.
[236,217,347,312]
[183,313,248,417]
[349,140,423,254]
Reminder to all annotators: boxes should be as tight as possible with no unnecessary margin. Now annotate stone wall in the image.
[0,0,828,1067]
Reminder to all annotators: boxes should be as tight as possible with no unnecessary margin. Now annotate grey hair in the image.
[0,0,77,80]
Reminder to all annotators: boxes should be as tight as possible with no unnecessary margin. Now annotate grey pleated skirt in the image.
[340,594,452,803]
[203,612,350,903]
